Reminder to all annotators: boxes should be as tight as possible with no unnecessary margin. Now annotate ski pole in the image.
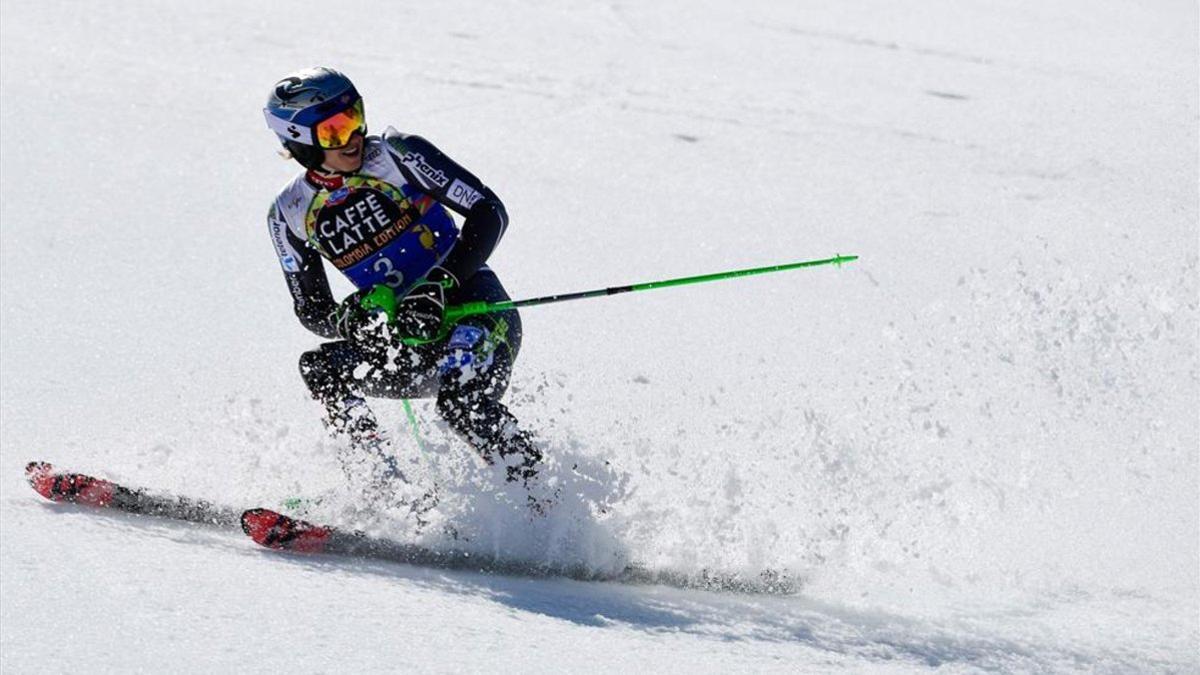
[400,398,426,453]
[396,253,858,345]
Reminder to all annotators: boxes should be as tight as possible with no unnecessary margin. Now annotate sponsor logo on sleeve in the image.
[270,208,302,272]
[448,179,484,209]
[399,151,449,189]
[286,273,306,303]
[269,212,288,254]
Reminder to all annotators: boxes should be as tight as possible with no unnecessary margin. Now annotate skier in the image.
[262,67,542,507]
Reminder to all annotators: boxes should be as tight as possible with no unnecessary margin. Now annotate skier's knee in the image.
[435,392,470,432]
[299,347,343,401]
[436,393,505,453]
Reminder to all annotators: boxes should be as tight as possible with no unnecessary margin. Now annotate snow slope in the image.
[1,0,1196,671]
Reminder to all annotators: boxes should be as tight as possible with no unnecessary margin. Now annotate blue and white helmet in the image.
[264,67,365,168]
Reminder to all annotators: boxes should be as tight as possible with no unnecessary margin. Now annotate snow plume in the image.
[573,252,1198,612]
[415,429,633,578]
[232,395,634,579]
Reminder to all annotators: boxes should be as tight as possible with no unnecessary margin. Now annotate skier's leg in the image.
[298,336,448,525]
[298,338,440,435]
[437,333,542,484]
[299,341,377,441]
[298,339,427,487]
[434,270,543,485]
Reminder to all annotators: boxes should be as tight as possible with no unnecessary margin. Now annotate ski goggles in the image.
[264,92,366,148]
[313,98,366,149]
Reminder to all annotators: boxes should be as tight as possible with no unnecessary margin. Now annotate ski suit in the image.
[266,127,540,483]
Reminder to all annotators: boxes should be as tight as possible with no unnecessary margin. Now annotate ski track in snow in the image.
[2,0,1197,671]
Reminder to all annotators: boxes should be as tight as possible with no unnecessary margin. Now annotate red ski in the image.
[27,462,798,593]
[25,461,240,527]
[240,507,509,570]
[27,461,117,507]
[240,508,334,553]
[237,507,796,592]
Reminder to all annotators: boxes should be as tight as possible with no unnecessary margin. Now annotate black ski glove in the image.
[395,267,458,341]
[331,286,395,343]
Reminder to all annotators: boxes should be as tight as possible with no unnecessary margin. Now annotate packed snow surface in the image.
[1,0,1196,671]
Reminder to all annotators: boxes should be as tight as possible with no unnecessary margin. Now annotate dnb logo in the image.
[305,176,421,270]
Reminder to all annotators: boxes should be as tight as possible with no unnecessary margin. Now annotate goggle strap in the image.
[264,110,316,146]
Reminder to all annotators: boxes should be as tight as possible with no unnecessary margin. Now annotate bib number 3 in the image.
[372,257,405,289]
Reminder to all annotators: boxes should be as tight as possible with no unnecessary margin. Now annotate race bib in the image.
[305,176,457,292]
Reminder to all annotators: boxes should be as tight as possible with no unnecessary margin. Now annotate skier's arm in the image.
[268,203,339,338]
[384,130,508,285]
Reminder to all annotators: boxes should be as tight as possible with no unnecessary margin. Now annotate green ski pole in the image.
[400,398,426,453]
[399,253,858,345]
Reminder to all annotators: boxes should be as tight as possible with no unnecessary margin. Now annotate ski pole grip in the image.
[445,301,492,324]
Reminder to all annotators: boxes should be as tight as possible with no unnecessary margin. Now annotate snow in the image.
[2,0,1197,671]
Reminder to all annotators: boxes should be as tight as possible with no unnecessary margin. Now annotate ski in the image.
[241,507,542,573]
[25,461,241,528]
[239,508,799,593]
[27,461,797,593]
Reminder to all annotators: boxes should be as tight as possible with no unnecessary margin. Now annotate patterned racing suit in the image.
[266,127,540,485]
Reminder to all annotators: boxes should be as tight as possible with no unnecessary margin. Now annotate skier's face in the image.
[320,132,365,174]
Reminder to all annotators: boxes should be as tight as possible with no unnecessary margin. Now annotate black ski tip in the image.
[241,508,270,536]
[25,461,56,498]
[25,461,52,477]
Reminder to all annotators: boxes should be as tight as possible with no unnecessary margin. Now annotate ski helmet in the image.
[263,67,366,170]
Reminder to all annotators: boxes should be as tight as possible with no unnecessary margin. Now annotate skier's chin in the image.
[324,158,363,174]
[321,137,365,173]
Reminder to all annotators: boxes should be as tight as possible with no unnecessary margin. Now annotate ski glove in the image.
[395,267,458,341]
[331,285,396,343]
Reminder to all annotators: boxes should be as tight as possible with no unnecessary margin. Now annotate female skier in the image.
[262,67,541,508]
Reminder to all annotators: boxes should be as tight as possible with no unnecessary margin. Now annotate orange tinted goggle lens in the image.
[315,99,365,148]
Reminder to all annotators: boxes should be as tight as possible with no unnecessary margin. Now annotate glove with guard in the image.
[331,285,398,343]
[394,267,458,341]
